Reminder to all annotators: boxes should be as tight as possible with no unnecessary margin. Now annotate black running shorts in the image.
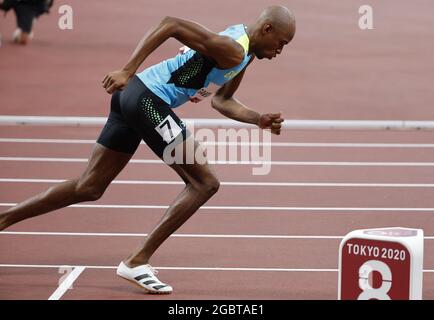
[97,76,190,158]
[3,0,48,33]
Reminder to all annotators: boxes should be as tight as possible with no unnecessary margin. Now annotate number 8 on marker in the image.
[358,260,392,300]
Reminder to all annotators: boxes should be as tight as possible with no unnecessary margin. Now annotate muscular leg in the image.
[125,138,220,267]
[0,144,132,230]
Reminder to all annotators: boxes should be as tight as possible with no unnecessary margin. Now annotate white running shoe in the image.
[116,261,173,294]
[12,29,33,43]
[12,28,21,43]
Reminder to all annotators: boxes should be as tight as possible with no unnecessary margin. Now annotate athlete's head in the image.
[248,5,296,60]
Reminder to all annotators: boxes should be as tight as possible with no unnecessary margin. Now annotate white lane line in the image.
[3,156,434,167]
[0,138,96,144]
[0,231,346,239]
[3,178,434,188]
[0,264,352,273]
[2,116,434,130]
[0,178,182,185]
[3,138,434,148]
[2,231,433,240]
[47,266,86,300]
[0,157,88,163]
[1,263,433,273]
[0,264,336,272]
[1,202,434,212]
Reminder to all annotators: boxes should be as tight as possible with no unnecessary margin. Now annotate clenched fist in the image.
[258,113,284,135]
[102,70,132,94]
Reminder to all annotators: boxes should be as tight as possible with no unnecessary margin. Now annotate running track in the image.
[1,126,434,299]
[1,0,434,300]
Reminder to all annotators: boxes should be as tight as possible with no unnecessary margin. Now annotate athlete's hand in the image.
[258,113,284,135]
[102,70,131,94]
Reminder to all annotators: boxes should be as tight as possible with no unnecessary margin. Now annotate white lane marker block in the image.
[48,266,86,300]
[338,227,424,300]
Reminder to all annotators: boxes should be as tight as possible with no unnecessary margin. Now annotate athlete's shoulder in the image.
[219,24,249,56]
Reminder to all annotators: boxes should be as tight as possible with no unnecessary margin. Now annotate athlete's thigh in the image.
[119,76,190,161]
[169,137,219,187]
[97,90,142,155]
[117,76,217,185]
[79,143,133,187]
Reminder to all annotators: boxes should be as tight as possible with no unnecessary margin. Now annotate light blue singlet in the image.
[136,24,251,108]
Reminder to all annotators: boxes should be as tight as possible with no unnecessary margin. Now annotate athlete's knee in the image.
[199,175,220,197]
[74,178,107,201]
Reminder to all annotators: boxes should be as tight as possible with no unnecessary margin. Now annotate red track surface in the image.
[1,1,434,300]
[1,127,434,300]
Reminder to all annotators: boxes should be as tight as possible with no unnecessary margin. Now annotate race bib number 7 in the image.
[155,115,182,143]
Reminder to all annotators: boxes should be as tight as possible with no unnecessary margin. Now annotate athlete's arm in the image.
[211,59,284,135]
[102,16,245,94]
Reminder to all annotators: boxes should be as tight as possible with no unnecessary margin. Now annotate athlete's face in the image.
[255,23,295,60]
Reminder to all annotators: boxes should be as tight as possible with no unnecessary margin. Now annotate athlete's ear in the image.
[262,23,273,34]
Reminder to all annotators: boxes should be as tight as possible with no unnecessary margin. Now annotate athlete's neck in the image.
[245,23,259,57]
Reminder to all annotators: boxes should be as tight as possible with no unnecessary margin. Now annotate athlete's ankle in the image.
[124,256,150,268]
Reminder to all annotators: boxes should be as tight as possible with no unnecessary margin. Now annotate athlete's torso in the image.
[136,24,251,108]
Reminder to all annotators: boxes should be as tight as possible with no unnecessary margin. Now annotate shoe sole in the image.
[117,273,172,295]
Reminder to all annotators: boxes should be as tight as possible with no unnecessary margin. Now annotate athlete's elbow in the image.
[211,95,223,110]
[161,16,174,24]
[211,95,232,114]
[160,16,178,35]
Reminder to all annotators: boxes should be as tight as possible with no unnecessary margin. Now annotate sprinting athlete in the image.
[0,0,54,45]
[0,5,296,294]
